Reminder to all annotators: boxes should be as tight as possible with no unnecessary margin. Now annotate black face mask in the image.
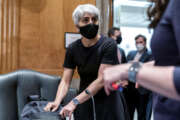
[116,35,122,44]
[79,24,99,39]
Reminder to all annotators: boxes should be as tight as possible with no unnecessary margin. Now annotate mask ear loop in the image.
[85,89,96,120]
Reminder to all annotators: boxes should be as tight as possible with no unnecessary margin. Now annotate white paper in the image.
[65,33,82,48]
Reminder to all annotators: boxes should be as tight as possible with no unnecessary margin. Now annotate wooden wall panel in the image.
[0,0,19,74]
[19,0,63,75]
[109,0,113,28]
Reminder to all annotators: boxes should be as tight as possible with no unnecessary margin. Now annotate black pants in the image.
[123,83,151,120]
[74,91,129,120]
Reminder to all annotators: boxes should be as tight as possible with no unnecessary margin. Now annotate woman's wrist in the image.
[121,63,131,80]
[127,62,143,83]
[54,98,61,105]
[71,98,80,107]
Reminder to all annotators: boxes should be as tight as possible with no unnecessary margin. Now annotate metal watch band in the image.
[128,62,142,83]
[72,98,79,106]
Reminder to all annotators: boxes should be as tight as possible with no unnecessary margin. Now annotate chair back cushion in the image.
[0,70,60,120]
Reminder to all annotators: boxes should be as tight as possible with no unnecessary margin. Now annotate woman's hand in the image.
[60,101,77,120]
[44,101,60,112]
[103,64,130,95]
[119,80,129,88]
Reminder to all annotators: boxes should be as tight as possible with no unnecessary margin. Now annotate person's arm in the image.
[171,0,180,100]
[55,44,76,104]
[44,68,74,112]
[75,64,111,104]
[60,64,112,119]
[135,60,154,88]
[144,60,154,66]
[54,68,74,104]
[103,63,180,100]
[60,39,119,118]
[74,39,117,102]
[137,65,180,100]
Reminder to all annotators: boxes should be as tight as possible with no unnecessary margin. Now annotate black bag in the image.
[20,95,65,120]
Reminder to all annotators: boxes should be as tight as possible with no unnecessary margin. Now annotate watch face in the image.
[73,99,79,105]
[128,62,142,83]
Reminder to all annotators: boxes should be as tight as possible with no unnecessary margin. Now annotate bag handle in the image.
[27,95,47,101]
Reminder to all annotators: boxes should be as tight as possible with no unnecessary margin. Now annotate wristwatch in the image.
[85,89,91,96]
[128,62,142,83]
[72,98,80,106]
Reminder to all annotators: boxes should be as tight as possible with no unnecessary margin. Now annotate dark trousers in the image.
[123,84,151,120]
[146,93,152,120]
[74,92,128,120]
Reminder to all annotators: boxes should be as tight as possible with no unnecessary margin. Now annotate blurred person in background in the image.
[108,27,127,63]
[103,0,180,120]
[124,34,152,120]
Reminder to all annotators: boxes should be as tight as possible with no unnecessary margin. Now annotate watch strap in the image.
[72,98,79,106]
[128,62,142,83]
